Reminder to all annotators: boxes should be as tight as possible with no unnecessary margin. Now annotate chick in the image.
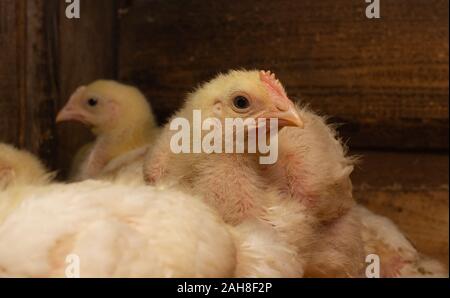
[0,143,52,189]
[0,143,54,224]
[148,70,441,278]
[0,180,237,277]
[144,70,304,224]
[56,80,159,182]
[144,70,311,276]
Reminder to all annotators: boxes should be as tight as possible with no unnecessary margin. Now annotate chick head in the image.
[186,70,304,131]
[0,144,51,188]
[56,80,155,135]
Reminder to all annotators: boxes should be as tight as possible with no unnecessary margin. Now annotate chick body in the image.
[0,180,236,277]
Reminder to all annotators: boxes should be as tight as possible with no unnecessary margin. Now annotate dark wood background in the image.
[0,0,448,264]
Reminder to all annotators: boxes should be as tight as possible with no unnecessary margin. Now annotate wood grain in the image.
[353,151,449,265]
[0,0,118,175]
[22,0,59,168]
[0,0,59,168]
[358,190,449,266]
[118,0,449,150]
[0,1,22,146]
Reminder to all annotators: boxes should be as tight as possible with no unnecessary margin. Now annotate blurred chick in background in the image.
[56,80,159,183]
[0,179,238,277]
[0,143,53,189]
[0,144,54,224]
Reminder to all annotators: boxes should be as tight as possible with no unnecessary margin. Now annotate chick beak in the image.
[275,105,304,128]
[56,104,88,124]
[56,86,90,124]
[260,104,304,129]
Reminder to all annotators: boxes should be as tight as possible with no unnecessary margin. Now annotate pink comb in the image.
[259,70,287,97]
[259,70,291,110]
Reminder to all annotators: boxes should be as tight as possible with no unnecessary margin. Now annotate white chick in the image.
[0,180,237,277]
[144,70,311,276]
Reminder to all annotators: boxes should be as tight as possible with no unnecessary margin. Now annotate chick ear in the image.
[213,102,223,117]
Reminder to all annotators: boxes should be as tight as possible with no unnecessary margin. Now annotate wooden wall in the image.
[0,0,448,171]
[118,0,449,150]
[0,0,117,174]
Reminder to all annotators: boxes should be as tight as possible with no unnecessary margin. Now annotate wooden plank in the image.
[0,1,22,146]
[351,151,449,190]
[0,0,59,169]
[352,151,449,265]
[21,0,59,168]
[118,0,449,150]
[357,190,449,266]
[56,0,118,177]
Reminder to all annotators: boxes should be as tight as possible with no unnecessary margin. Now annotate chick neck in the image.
[86,117,156,178]
[99,117,155,158]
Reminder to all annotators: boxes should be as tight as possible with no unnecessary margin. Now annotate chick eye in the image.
[87,98,98,107]
[233,96,250,110]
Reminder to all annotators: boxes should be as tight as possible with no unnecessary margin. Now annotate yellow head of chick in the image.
[56,80,157,136]
[185,70,304,130]
[0,144,51,189]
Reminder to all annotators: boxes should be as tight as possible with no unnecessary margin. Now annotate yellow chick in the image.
[56,80,159,181]
[0,143,53,224]
[144,70,309,276]
[0,143,52,189]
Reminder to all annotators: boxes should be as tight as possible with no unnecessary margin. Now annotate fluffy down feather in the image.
[0,143,52,188]
[144,70,313,276]
[0,144,54,224]
[261,105,365,277]
[0,181,237,277]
